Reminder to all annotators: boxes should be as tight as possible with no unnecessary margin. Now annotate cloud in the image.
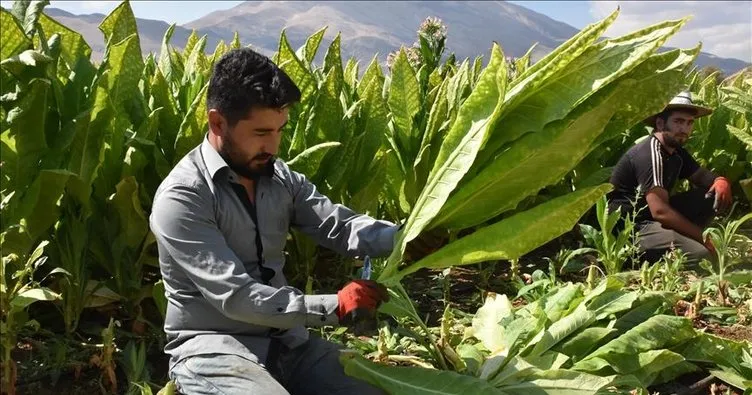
[589,1,751,62]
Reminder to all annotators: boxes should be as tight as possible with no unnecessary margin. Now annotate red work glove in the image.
[336,280,389,322]
[708,176,732,211]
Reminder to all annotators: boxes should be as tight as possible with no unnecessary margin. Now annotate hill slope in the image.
[37,2,750,75]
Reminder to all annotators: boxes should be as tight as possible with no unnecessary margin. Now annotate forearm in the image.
[654,207,705,242]
[221,283,339,328]
[291,172,398,258]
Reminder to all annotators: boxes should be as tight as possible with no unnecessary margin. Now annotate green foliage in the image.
[1,1,750,393]
[343,277,752,394]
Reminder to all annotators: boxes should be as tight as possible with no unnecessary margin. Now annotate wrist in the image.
[304,294,339,326]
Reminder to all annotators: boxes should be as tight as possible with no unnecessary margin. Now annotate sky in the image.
[3,1,750,62]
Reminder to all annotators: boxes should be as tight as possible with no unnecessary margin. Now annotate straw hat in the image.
[643,90,713,127]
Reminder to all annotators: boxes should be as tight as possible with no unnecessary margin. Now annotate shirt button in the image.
[320,316,326,322]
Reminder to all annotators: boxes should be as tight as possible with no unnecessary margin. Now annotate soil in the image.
[703,322,752,342]
[649,371,745,395]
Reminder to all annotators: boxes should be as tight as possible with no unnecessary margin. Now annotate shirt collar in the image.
[200,134,235,181]
[651,133,676,156]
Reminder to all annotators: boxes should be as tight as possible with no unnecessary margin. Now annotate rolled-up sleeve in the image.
[150,182,339,328]
[288,170,398,258]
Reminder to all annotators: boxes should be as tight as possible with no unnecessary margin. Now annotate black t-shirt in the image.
[607,134,700,222]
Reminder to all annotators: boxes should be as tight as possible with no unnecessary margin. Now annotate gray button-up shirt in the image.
[150,136,398,369]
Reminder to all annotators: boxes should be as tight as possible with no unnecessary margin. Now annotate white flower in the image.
[418,16,447,42]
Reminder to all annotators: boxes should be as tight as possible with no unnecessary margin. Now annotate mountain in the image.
[37,2,750,76]
[42,8,225,60]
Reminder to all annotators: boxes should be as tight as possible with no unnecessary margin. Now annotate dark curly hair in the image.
[207,47,301,127]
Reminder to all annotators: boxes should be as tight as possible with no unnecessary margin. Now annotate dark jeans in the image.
[637,188,715,265]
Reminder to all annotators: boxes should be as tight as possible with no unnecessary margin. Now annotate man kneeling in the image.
[607,91,733,265]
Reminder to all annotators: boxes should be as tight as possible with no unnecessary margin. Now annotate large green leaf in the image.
[524,303,595,359]
[433,75,626,230]
[67,71,112,185]
[10,287,60,311]
[675,332,752,379]
[492,17,688,154]
[150,68,181,161]
[183,30,199,58]
[389,183,611,282]
[589,46,700,151]
[106,33,144,107]
[322,33,342,76]
[98,0,139,47]
[472,9,619,168]
[555,327,618,363]
[173,82,208,161]
[388,48,421,158]
[347,78,388,194]
[182,34,208,84]
[300,26,326,65]
[287,142,341,177]
[348,153,388,215]
[277,30,315,105]
[498,369,621,395]
[340,352,507,395]
[357,55,384,98]
[573,315,697,386]
[108,176,148,250]
[305,67,343,144]
[1,169,75,255]
[157,24,178,86]
[1,8,31,60]
[1,77,49,192]
[420,77,450,158]
[727,124,752,149]
[38,13,91,67]
[10,0,49,37]
[378,44,507,282]
[541,282,584,323]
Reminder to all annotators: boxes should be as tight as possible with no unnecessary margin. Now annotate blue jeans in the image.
[170,335,385,395]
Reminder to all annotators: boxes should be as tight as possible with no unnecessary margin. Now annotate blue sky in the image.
[16,1,597,28]
[509,1,594,28]
[3,1,749,61]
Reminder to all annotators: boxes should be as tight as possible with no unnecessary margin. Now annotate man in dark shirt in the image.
[607,91,733,264]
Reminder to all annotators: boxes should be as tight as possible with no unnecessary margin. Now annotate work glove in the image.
[336,279,389,324]
[707,176,732,212]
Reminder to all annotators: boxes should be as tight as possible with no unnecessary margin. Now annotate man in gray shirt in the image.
[150,47,395,394]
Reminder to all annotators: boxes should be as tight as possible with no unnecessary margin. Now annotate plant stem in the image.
[394,283,448,370]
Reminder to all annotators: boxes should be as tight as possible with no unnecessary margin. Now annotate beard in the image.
[657,123,688,150]
[661,131,688,149]
[219,135,276,180]
[662,133,683,149]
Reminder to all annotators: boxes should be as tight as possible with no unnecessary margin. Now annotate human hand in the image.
[336,279,389,324]
[707,176,732,212]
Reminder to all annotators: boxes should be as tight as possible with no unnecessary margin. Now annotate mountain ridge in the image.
[35,2,750,76]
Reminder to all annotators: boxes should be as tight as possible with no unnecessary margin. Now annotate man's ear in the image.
[207,109,227,136]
